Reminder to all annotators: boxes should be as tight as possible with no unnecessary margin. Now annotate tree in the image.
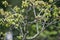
[0,0,60,40]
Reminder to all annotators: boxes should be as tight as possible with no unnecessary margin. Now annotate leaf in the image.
[49,0,53,3]
[2,1,8,7]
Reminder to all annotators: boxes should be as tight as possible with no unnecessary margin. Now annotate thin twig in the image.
[8,6,16,14]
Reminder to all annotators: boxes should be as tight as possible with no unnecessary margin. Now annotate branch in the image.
[52,0,60,5]
[26,21,46,40]
[26,20,58,40]
[8,6,16,14]
[28,20,37,24]
[26,22,39,39]
[20,26,24,37]
[33,5,36,17]
[22,31,29,40]
[46,20,58,27]
[39,8,44,15]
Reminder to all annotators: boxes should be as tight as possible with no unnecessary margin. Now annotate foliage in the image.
[0,0,60,40]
